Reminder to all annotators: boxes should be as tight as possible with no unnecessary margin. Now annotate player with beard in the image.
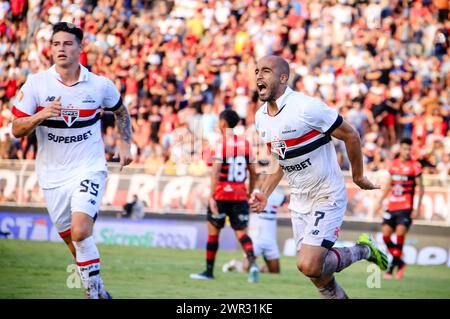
[250,55,388,299]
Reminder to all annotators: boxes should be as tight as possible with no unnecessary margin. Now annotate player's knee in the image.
[297,260,322,278]
[71,224,91,242]
[267,261,280,273]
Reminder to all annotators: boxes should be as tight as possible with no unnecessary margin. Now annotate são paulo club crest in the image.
[271,140,287,159]
[61,109,80,127]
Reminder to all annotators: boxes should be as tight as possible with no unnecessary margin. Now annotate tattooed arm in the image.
[114,104,133,170]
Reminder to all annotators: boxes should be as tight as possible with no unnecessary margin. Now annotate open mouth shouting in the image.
[257,81,268,97]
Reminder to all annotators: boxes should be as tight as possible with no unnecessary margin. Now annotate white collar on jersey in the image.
[263,86,294,115]
[48,64,89,85]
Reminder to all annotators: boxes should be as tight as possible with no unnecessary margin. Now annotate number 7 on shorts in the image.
[314,211,325,226]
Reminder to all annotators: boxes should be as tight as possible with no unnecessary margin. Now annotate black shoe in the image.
[386,264,395,275]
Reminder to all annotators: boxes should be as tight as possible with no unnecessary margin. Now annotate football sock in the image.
[238,233,256,265]
[392,256,404,267]
[396,235,405,259]
[73,236,101,299]
[392,235,405,266]
[383,235,396,257]
[317,277,348,299]
[97,276,110,299]
[396,235,405,247]
[321,246,370,277]
[206,235,219,276]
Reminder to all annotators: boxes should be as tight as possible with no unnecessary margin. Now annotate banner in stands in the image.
[0,163,449,224]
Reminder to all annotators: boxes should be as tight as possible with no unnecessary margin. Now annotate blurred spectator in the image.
[0,0,447,179]
[159,105,178,152]
[103,126,119,162]
[0,133,18,159]
[25,188,41,203]
[437,153,450,185]
[121,194,146,219]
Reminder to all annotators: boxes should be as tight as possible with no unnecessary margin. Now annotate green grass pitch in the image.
[1,239,449,299]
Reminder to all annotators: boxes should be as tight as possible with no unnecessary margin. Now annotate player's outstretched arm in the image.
[331,119,380,190]
[113,104,133,171]
[12,97,62,138]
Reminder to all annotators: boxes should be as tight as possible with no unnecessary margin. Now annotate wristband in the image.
[252,188,262,195]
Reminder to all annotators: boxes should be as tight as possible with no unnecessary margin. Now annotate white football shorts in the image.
[291,196,347,251]
[254,239,280,261]
[248,214,280,260]
[42,171,107,235]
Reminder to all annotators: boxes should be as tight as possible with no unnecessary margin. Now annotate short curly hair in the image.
[52,22,83,44]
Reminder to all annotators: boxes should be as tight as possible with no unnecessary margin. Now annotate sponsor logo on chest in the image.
[280,158,312,172]
[392,174,409,181]
[82,95,96,103]
[402,165,412,174]
[282,125,296,134]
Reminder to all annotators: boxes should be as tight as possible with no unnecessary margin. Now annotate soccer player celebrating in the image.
[190,110,260,283]
[374,138,424,279]
[11,22,133,298]
[250,55,387,299]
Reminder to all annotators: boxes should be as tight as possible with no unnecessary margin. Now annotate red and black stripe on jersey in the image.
[387,159,422,213]
[12,98,122,129]
[391,174,417,194]
[214,136,252,201]
[218,155,251,182]
[265,115,343,160]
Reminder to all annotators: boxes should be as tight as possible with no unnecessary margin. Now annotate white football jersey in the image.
[12,64,121,189]
[255,87,347,214]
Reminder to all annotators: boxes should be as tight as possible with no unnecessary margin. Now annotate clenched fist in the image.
[39,96,62,120]
[249,191,267,213]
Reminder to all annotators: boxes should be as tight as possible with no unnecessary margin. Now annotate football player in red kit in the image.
[190,110,259,283]
[375,138,424,279]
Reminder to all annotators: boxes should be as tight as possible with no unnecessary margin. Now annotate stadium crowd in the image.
[0,0,449,179]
